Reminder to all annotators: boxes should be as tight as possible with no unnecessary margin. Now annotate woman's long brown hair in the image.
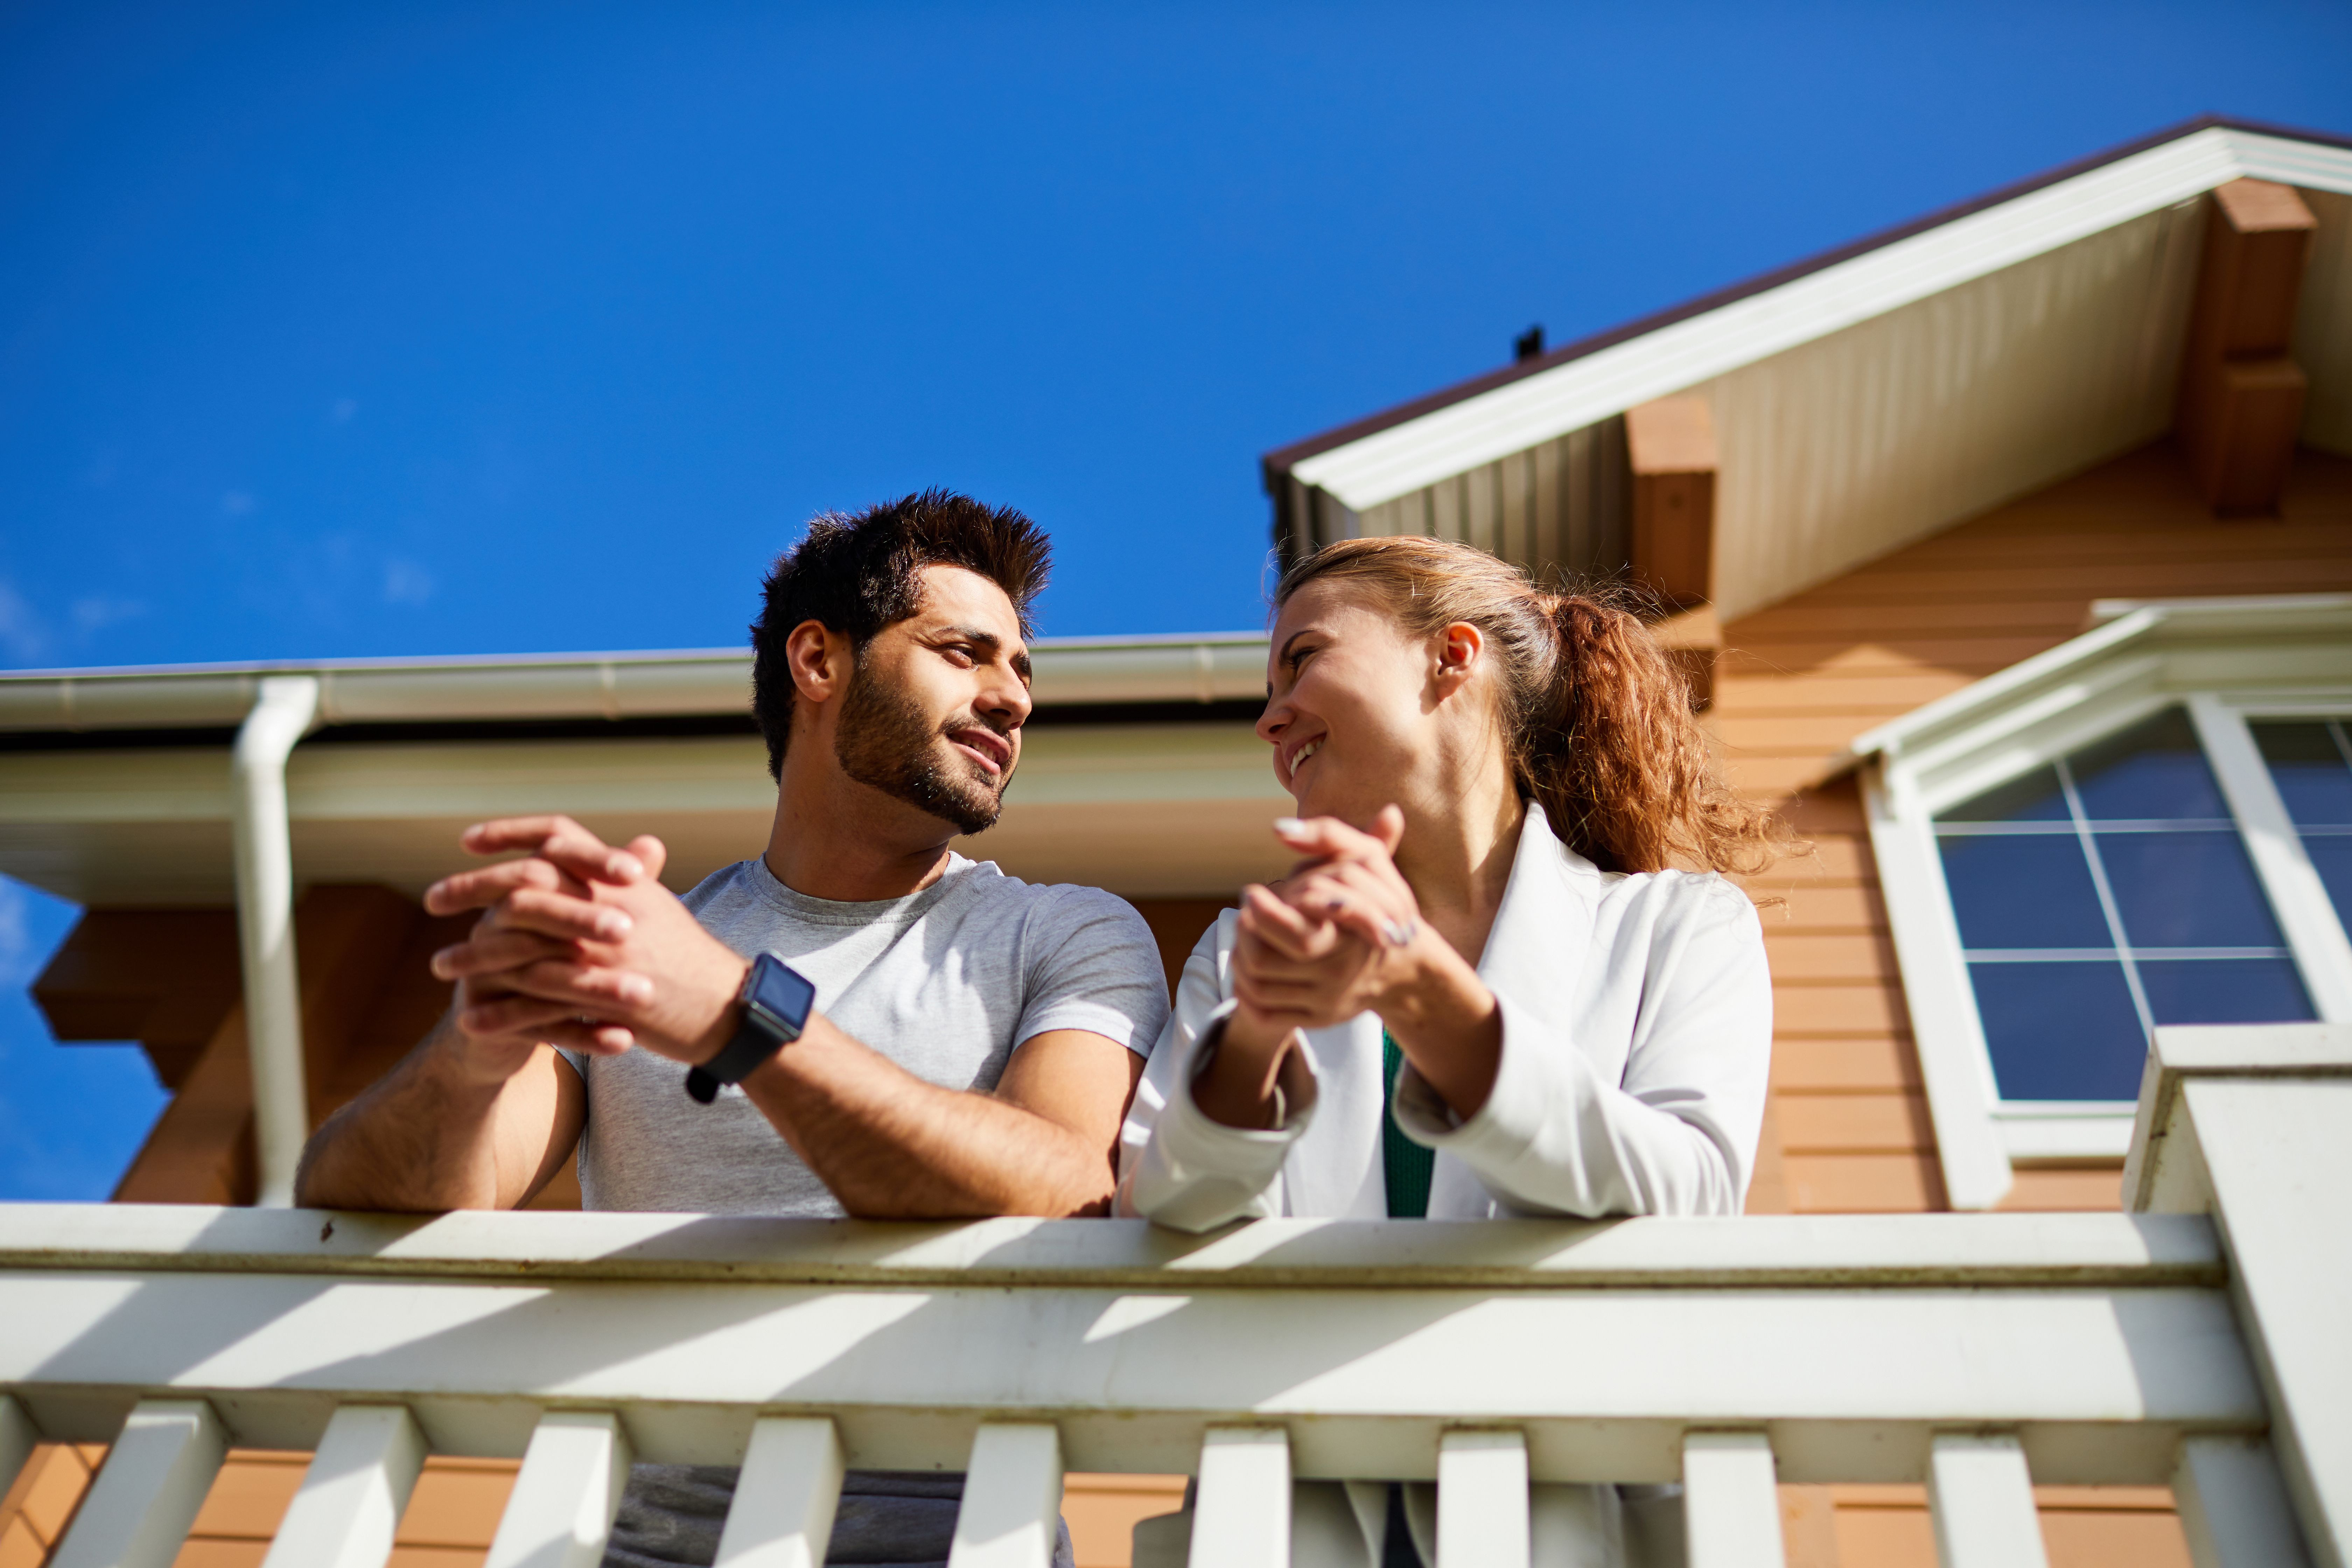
[1274,535,1793,877]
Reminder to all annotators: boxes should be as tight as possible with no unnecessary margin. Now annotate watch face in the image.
[748,957,816,1032]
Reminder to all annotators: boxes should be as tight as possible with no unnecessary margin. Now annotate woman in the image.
[1118,536,1788,1568]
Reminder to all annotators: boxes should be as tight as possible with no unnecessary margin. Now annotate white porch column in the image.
[261,1403,426,1568]
[49,1400,226,1568]
[231,672,320,1207]
[948,1423,1063,1568]
[1437,1428,1529,1568]
[484,1410,634,1568]
[1926,1432,2047,1568]
[716,1417,844,1568]
[2174,1436,2312,1568]
[1189,1426,1290,1568]
[2124,1022,2349,1568]
[1681,1430,1785,1568]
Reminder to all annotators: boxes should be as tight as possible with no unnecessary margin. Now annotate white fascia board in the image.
[1292,127,2352,513]
[1845,596,2352,769]
[0,634,1271,732]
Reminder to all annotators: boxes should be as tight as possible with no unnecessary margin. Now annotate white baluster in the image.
[1437,1429,1529,1568]
[49,1399,227,1568]
[2173,1435,2312,1568]
[1926,1433,2047,1568]
[261,1404,427,1568]
[484,1410,634,1568]
[1188,1426,1289,1568]
[715,1416,845,1568]
[948,1423,1063,1568]
[0,1395,35,1499]
[1681,1430,1785,1568]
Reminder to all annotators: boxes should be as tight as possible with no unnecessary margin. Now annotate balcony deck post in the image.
[715,1416,845,1568]
[2174,1436,2312,1568]
[1926,1432,2048,1568]
[48,1399,226,1568]
[484,1410,634,1568]
[948,1423,1064,1568]
[259,1403,426,1568]
[1681,1431,1784,1568]
[1189,1426,1290,1568]
[2125,1022,2351,1568]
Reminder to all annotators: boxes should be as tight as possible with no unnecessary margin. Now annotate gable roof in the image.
[1262,117,2352,622]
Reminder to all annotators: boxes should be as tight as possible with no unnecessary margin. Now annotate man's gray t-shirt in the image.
[563,852,1169,1567]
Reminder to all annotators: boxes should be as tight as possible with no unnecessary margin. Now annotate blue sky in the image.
[4,0,2350,1198]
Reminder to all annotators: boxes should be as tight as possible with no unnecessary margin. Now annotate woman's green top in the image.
[1381,1028,1435,1219]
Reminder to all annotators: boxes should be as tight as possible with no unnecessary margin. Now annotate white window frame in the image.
[1848,596,2352,1209]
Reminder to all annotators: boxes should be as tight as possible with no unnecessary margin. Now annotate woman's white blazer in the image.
[1114,813,1773,1568]
[1118,809,1773,1230]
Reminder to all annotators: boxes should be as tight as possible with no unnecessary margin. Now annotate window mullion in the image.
[2186,694,2352,1023]
[2056,757,2156,1037]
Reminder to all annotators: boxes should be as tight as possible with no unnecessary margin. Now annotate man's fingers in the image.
[460,816,647,885]
[624,834,669,883]
[457,993,597,1038]
[424,856,572,917]
[496,959,658,1013]
[491,886,635,943]
[431,929,574,981]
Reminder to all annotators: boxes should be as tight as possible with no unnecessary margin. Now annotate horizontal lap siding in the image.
[1727,442,2352,1220]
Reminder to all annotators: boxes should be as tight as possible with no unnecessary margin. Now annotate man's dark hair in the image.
[750,489,1051,780]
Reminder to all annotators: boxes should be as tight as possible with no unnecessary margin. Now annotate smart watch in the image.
[686,952,817,1104]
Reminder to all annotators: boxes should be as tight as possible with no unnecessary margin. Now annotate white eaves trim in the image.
[1843,596,2352,777]
[1290,126,2352,512]
[0,632,1273,734]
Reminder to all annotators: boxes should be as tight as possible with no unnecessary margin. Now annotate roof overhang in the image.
[0,633,1272,735]
[1270,119,2352,513]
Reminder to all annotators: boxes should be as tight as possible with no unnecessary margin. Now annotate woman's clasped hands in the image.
[1232,805,1425,1034]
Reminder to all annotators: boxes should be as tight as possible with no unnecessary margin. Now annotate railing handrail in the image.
[0,1203,2225,1291]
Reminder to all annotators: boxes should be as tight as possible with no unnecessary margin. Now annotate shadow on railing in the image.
[0,1022,2342,1568]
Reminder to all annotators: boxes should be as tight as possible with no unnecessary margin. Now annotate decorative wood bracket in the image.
[2177,178,2317,517]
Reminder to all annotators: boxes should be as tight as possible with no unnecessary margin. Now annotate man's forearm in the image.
[744,1022,1116,1218]
[294,1022,528,1212]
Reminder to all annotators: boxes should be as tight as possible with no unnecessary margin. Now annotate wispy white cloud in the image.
[71,596,145,636]
[383,558,434,607]
[0,579,49,662]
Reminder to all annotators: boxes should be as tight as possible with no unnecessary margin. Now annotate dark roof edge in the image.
[1259,114,2352,490]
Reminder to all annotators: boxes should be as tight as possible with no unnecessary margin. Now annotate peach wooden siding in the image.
[1724,440,2352,1224]
[1718,440,2352,1563]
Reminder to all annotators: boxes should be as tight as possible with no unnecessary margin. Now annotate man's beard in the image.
[833,665,1009,836]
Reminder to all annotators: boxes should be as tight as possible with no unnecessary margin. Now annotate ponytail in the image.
[1273,536,1790,876]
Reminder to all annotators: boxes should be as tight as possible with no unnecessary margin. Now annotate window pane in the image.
[1940,764,2071,824]
[2095,830,2287,948]
[2071,709,2231,820]
[2137,959,2314,1026]
[1937,833,2110,949]
[2252,721,2352,826]
[1969,960,2146,1100]
[2304,838,2352,929]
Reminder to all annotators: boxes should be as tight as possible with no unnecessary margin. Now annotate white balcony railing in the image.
[0,1023,2344,1568]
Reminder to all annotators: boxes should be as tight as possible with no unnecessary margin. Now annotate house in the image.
[2,113,2349,1567]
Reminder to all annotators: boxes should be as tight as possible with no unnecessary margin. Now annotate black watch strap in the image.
[686,952,817,1104]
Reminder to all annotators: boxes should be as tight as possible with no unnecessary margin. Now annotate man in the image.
[297,490,1170,1568]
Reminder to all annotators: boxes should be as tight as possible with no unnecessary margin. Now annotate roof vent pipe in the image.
[230,675,320,1207]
